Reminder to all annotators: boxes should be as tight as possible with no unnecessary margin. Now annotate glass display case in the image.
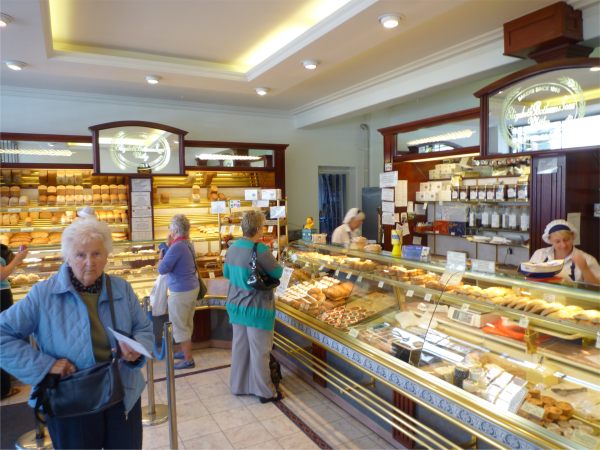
[278,241,600,449]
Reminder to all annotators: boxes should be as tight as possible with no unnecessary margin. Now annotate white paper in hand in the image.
[108,327,153,359]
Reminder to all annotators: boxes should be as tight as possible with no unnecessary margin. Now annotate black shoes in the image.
[259,391,283,404]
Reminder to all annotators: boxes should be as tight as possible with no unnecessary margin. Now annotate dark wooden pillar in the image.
[312,343,327,387]
[393,391,415,448]
[191,309,211,342]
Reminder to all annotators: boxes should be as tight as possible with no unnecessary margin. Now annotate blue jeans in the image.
[47,399,142,449]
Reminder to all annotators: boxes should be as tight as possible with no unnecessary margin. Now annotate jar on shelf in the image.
[491,207,501,229]
[451,185,460,201]
[460,186,469,201]
[469,186,478,201]
[520,207,530,231]
[486,184,495,201]
[495,184,506,201]
[477,186,486,201]
[517,181,529,200]
[506,184,517,199]
[509,207,518,230]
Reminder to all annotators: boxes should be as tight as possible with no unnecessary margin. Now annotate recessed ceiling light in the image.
[255,87,269,96]
[145,75,161,84]
[302,60,319,70]
[5,60,26,71]
[590,67,600,72]
[379,14,401,29]
[0,14,13,27]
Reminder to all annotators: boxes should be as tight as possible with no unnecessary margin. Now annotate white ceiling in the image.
[1,0,598,127]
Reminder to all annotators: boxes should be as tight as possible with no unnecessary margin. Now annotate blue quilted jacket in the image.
[0,264,154,413]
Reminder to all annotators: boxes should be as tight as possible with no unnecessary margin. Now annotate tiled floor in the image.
[2,348,397,450]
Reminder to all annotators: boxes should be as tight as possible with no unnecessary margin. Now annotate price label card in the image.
[596,332,600,349]
[543,293,556,303]
[275,267,294,296]
[220,249,227,257]
[356,275,363,283]
[471,259,496,274]
[519,317,529,328]
[378,281,385,288]
[520,402,545,420]
[7,208,20,213]
[274,251,280,259]
[29,207,41,212]
[348,328,359,338]
[440,270,463,286]
[20,227,34,232]
[318,265,324,271]
[210,201,228,214]
[47,207,59,212]
[461,304,469,312]
[290,253,297,262]
[446,251,467,272]
[268,226,274,233]
[334,269,340,276]
[572,430,600,449]
[346,272,352,280]
[209,271,215,279]
[424,293,432,302]
[406,289,414,298]
[229,225,235,234]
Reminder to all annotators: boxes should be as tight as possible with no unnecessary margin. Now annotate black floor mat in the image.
[1,402,39,450]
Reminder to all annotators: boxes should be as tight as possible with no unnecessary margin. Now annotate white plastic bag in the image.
[149,274,169,316]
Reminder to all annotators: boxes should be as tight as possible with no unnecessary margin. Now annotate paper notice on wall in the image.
[395,180,408,207]
[379,171,398,188]
[382,213,397,225]
[401,222,410,237]
[210,201,228,214]
[407,201,414,214]
[567,212,581,245]
[381,188,394,202]
[270,206,286,219]
[382,201,395,213]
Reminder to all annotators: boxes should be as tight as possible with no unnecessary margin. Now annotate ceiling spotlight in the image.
[302,59,319,70]
[145,75,161,85]
[0,13,13,27]
[379,14,401,29]
[255,87,269,96]
[5,60,26,71]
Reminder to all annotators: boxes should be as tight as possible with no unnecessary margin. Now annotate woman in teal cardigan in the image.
[224,210,283,403]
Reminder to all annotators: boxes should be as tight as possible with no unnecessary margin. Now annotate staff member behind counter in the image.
[529,219,600,284]
[331,208,365,246]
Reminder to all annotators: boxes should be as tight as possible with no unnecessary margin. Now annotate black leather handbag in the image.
[186,242,208,300]
[247,243,280,291]
[33,276,124,421]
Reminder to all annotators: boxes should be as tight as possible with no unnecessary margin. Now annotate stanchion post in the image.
[142,297,168,426]
[164,321,178,449]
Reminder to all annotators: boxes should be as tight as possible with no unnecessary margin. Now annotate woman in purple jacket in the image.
[157,214,199,369]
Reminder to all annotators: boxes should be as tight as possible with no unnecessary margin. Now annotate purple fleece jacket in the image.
[157,240,199,293]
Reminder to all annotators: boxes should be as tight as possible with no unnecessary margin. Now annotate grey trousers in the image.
[230,324,276,399]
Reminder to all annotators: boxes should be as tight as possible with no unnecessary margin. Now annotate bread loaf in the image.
[47,171,57,185]
[8,197,18,206]
[18,195,29,206]
[38,185,48,196]
[38,170,48,185]
[56,195,65,205]
[110,194,118,204]
[109,184,118,195]
[10,186,20,197]
[56,185,66,196]
[117,193,127,203]
[65,172,74,185]
[0,197,8,207]
[100,185,109,195]
[117,184,127,195]
[92,185,101,195]
[57,170,66,185]
[101,193,110,205]
[65,185,74,196]
[47,186,57,195]
[40,211,53,220]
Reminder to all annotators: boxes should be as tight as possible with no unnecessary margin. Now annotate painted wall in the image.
[0,88,367,231]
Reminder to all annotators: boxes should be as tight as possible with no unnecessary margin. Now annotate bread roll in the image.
[31,231,49,239]
[192,185,200,195]
[106,212,115,223]
[74,185,83,193]
[117,193,127,203]
[92,185,101,195]
[92,194,101,205]
[110,194,118,204]
[50,215,59,225]
[541,304,562,316]
[18,195,28,206]
[84,194,93,204]
[18,212,28,220]
[73,172,83,185]
[9,197,18,206]
[56,185,66,196]
[0,197,8,207]
[0,186,9,196]
[38,185,48,196]
[47,195,57,205]
[1,170,11,184]
[109,184,117,195]
[38,195,47,206]
[65,185,74,196]
[117,184,127,195]
[100,185,109,195]
[29,212,39,220]
[66,195,75,205]
[2,215,10,226]
[56,195,65,205]
[11,171,21,184]
[9,214,18,225]
[40,211,53,220]
[24,217,32,226]
[47,186,57,195]
[10,186,20,197]
[31,238,49,245]
[74,194,83,204]
[101,193,110,205]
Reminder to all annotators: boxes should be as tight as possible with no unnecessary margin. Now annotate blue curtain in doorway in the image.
[318,174,346,240]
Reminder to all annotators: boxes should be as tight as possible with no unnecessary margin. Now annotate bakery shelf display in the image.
[276,241,600,449]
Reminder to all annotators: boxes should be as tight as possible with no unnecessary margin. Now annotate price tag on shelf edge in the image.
[378,280,385,288]
[424,293,432,302]
[220,249,227,257]
[318,265,325,271]
[346,272,352,280]
[356,275,363,283]
[519,316,530,328]
[543,293,556,303]
[267,226,274,233]
[348,328,359,338]
[7,208,20,213]
[334,269,340,276]
[460,303,469,312]
[209,272,215,279]
[596,332,600,349]
[406,289,414,298]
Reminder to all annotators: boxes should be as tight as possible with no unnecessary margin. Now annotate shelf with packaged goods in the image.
[287,243,599,336]
[0,204,128,214]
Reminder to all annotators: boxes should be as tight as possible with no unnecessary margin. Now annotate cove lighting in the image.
[406,152,479,163]
[0,149,73,157]
[406,129,474,146]
[195,154,261,161]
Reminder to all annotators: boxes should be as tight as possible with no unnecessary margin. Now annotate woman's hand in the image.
[572,251,589,271]
[14,247,29,264]
[118,342,141,363]
[572,250,600,284]
[49,359,76,378]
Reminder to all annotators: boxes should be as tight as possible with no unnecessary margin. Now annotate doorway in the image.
[318,166,356,240]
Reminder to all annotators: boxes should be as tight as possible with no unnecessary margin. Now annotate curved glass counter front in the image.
[277,241,600,449]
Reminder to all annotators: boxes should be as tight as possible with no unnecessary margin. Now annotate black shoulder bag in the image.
[247,243,280,291]
[32,275,124,421]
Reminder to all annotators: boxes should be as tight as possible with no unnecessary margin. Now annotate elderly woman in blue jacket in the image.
[0,217,153,449]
